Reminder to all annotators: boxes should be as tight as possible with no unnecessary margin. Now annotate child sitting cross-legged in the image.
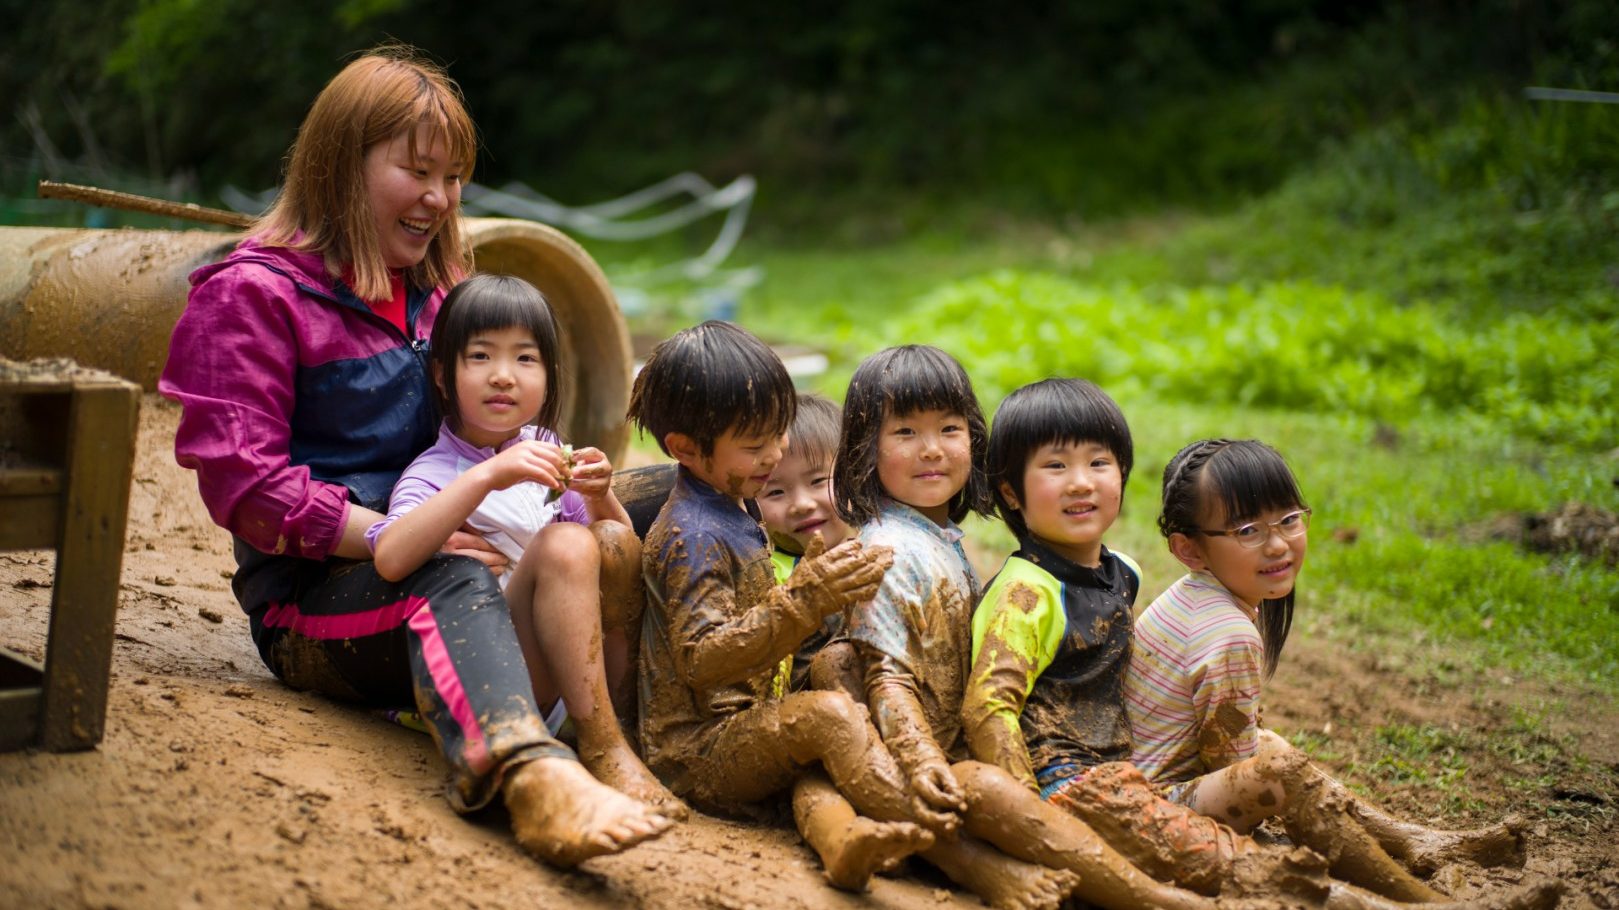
[628,322,947,891]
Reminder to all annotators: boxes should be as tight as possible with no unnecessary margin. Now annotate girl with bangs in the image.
[1126,439,1527,897]
[160,48,671,868]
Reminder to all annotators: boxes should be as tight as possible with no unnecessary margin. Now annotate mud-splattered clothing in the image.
[639,469,828,807]
[1125,570,1263,785]
[771,549,844,693]
[847,499,979,772]
[964,539,1141,792]
[160,239,575,813]
[365,422,591,590]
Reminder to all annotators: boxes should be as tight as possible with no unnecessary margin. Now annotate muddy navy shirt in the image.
[965,538,1141,793]
[639,468,826,793]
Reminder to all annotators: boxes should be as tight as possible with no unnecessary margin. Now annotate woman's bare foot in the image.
[820,818,935,891]
[503,756,673,867]
[579,739,690,821]
[1394,815,1527,875]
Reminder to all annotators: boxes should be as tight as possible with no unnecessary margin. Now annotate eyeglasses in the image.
[1196,509,1312,549]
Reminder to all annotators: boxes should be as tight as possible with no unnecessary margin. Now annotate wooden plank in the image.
[0,465,62,495]
[0,688,42,752]
[0,493,61,549]
[38,383,139,751]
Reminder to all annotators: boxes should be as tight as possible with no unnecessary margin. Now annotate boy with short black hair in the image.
[627,321,944,890]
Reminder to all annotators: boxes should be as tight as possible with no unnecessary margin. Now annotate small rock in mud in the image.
[155,575,177,586]
[198,607,224,623]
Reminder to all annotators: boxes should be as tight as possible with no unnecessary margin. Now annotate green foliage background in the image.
[6,1,1617,684]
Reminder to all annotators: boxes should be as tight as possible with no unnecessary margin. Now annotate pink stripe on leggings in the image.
[262,596,427,640]
[407,606,493,774]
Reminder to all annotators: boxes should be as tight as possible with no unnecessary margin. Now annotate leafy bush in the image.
[882,272,1615,448]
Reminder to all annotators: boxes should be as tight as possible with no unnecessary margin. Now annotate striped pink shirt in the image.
[1124,571,1263,784]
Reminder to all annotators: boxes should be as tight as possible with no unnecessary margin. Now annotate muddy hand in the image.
[912,760,967,816]
[787,540,894,618]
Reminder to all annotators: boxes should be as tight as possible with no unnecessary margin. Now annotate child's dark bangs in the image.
[1206,443,1305,526]
[881,350,974,420]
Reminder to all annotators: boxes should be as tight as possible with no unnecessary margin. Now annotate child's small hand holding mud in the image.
[785,533,894,619]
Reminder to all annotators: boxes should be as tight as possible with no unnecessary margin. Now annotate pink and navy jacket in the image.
[159,239,445,642]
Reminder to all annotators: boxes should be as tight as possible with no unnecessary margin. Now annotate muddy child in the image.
[628,321,944,891]
[756,392,862,697]
[159,48,668,867]
[368,273,682,819]
[967,381,1559,910]
[1126,439,1538,898]
[836,347,1257,910]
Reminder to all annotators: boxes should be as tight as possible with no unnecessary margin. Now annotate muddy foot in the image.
[581,739,691,821]
[1401,816,1527,875]
[822,818,935,891]
[985,864,1081,910]
[504,756,673,867]
[1226,846,1332,903]
[1441,877,1564,910]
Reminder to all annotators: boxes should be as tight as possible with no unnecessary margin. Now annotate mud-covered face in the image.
[876,407,971,526]
[449,325,547,449]
[1004,440,1122,567]
[1187,499,1309,610]
[690,427,787,501]
[362,124,463,269]
[758,451,849,553]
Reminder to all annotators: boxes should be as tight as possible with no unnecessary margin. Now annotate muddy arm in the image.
[962,579,1065,791]
[1190,633,1265,774]
[860,646,953,778]
[674,563,826,691]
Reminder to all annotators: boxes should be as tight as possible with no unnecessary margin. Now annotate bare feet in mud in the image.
[503,756,673,867]
[581,740,691,821]
[990,863,1081,910]
[820,818,936,891]
[1394,815,1527,875]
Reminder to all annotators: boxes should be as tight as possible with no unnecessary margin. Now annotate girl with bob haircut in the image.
[160,48,671,870]
[1127,439,1528,899]
[369,274,683,821]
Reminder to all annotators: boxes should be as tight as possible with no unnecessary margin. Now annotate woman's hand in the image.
[441,528,510,576]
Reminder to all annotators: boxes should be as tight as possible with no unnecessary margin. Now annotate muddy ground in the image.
[2,396,1616,909]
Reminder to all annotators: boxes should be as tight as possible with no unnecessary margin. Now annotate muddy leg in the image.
[503,755,672,867]
[919,834,1080,910]
[778,690,957,835]
[1053,761,1329,899]
[808,641,863,702]
[1324,878,1563,910]
[950,761,1225,910]
[512,524,686,819]
[792,771,934,891]
[592,521,644,727]
[1253,730,1525,874]
[1279,765,1450,902]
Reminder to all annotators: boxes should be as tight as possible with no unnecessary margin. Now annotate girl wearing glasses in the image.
[1125,439,1526,898]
